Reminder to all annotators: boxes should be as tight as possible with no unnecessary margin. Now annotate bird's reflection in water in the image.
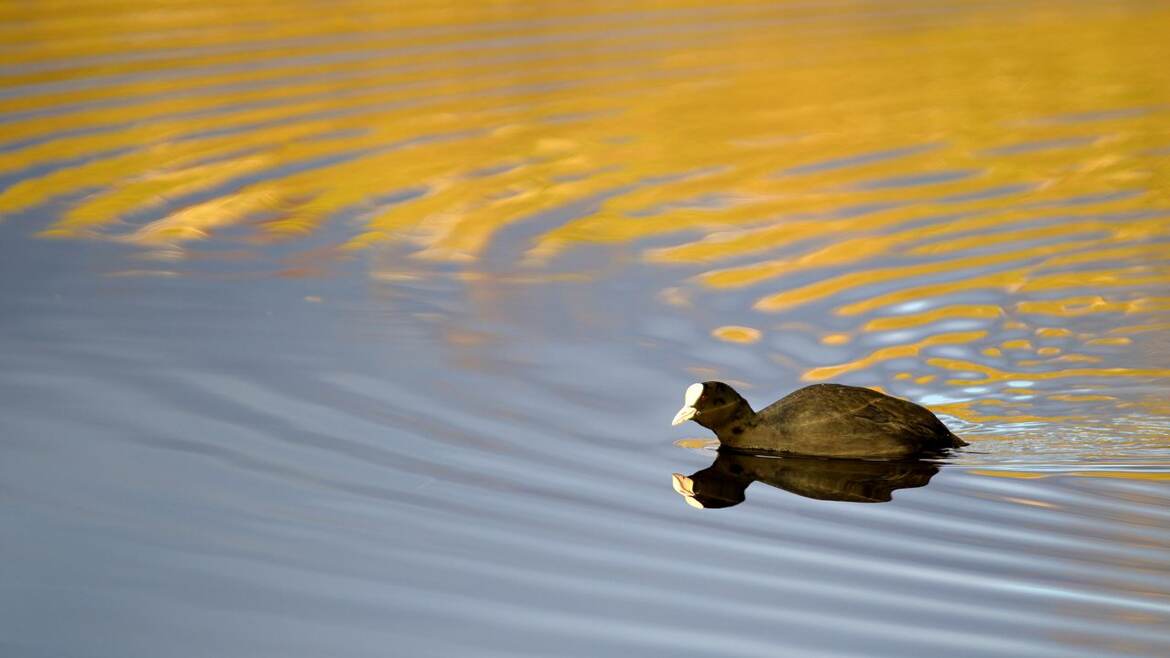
[672,452,940,508]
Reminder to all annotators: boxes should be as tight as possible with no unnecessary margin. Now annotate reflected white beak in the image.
[671,473,695,496]
[672,405,697,426]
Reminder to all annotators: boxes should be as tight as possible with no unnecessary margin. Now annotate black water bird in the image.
[672,381,965,459]
[672,451,939,508]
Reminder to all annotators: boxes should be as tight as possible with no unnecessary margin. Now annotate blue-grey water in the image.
[3,1,1170,656]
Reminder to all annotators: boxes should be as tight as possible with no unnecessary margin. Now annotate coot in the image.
[672,381,965,458]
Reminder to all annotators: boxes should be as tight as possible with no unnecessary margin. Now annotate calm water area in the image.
[2,1,1170,656]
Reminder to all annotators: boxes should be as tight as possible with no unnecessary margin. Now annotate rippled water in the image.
[3,1,1170,656]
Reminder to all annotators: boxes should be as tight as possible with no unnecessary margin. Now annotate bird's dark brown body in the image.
[673,382,965,459]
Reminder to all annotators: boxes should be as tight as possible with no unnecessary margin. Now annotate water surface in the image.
[3,1,1170,656]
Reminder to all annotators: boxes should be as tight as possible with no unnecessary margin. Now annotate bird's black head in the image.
[671,381,754,433]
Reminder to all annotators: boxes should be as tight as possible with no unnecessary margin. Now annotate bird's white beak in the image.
[672,405,697,426]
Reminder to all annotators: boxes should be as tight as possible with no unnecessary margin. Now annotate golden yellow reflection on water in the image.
[3,0,1170,437]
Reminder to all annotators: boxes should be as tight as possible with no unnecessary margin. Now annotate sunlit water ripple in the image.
[2,1,1170,656]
